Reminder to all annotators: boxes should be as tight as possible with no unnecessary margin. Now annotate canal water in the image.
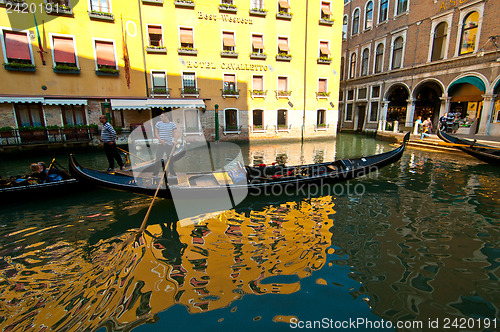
[0,134,498,331]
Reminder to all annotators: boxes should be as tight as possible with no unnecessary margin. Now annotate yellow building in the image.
[0,0,343,143]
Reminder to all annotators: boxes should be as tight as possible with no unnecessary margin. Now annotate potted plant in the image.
[88,124,99,134]
[0,126,13,138]
[114,126,123,134]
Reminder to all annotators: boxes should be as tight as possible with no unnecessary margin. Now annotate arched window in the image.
[396,0,408,16]
[392,37,403,69]
[361,49,369,76]
[379,0,388,22]
[365,1,373,30]
[343,15,348,39]
[375,43,384,73]
[431,22,448,61]
[459,11,479,55]
[350,53,357,78]
[352,9,360,35]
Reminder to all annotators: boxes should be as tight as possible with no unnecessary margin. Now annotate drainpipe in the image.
[137,0,149,97]
[215,104,219,142]
[301,0,309,143]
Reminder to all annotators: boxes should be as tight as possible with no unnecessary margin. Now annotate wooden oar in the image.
[138,144,176,233]
[42,158,56,183]
[117,146,147,162]
[438,142,500,150]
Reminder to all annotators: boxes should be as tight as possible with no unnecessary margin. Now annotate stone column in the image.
[439,96,451,118]
[478,94,497,135]
[380,101,390,131]
[406,98,415,127]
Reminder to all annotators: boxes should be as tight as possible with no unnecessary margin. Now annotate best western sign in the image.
[198,11,254,25]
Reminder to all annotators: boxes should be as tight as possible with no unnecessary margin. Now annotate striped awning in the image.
[110,99,206,110]
[44,99,87,105]
[110,99,149,110]
[0,96,44,103]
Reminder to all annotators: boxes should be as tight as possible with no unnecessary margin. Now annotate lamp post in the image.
[215,104,219,142]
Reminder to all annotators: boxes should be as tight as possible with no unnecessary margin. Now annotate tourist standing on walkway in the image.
[154,112,178,177]
[420,117,432,140]
[99,115,124,172]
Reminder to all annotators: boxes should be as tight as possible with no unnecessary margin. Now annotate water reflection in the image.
[0,196,335,331]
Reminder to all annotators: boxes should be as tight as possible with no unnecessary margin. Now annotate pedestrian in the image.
[439,113,447,131]
[446,112,455,133]
[414,116,423,135]
[99,115,124,172]
[423,117,433,134]
[153,112,178,177]
[420,117,432,140]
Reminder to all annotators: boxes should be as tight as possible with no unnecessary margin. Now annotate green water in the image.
[0,134,498,331]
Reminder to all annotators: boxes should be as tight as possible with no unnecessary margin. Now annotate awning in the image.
[110,99,206,110]
[449,76,486,93]
[147,99,205,109]
[44,98,87,105]
[0,96,44,103]
[111,99,149,111]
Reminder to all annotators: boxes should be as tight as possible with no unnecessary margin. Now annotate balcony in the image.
[174,0,194,8]
[146,46,167,54]
[314,124,329,131]
[249,8,267,17]
[3,62,36,72]
[177,47,198,56]
[0,127,97,146]
[222,125,242,135]
[53,64,80,74]
[275,90,292,99]
[250,90,267,99]
[315,92,330,99]
[180,87,200,98]
[95,67,119,76]
[276,53,292,62]
[319,18,334,26]
[251,125,266,133]
[219,3,237,13]
[88,10,114,21]
[220,50,238,58]
[250,52,267,60]
[221,89,240,98]
[150,87,171,98]
[276,11,292,20]
[317,57,332,64]
[143,0,163,4]
[276,124,292,132]
[44,1,73,15]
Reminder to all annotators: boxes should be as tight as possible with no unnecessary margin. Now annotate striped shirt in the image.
[156,121,177,145]
[101,122,117,143]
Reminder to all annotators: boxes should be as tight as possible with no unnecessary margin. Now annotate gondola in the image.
[437,129,500,166]
[69,132,410,199]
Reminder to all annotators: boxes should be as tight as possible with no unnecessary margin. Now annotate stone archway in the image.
[413,81,443,129]
[386,85,409,127]
[448,76,486,134]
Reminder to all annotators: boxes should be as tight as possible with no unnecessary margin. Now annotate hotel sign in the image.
[438,0,469,11]
[186,60,269,72]
[198,11,254,25]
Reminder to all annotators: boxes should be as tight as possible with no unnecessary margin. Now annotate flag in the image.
[33,13,46,65]
[121,17,131,89]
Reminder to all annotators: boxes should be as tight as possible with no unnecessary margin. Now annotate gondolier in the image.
[99,115,124,172]
[154,112,178,176]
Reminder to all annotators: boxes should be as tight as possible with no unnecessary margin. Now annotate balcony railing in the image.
[222,125,242,135]
[150,87,171,97]
[276,53,292,62]
[250,52,267,60]
[180,87,200,97]
[0,128,97,146]
[319,18,334,26]
[220,50,238,58]
[275,90,292,99]
[249,8,267,16]
[177,47,198,55]
[250,90,267,99]
[276,11,292,20]
[317,57,332,64]
[174,0,194,7]
[146,46,167,54]
[315,92,330,99]
[221,89,240,98]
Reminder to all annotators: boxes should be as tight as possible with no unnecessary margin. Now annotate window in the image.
[319,41,331,59]
[253,109,264,128]
[277,76,288,94]
[90,0,111,13]
[223,73,236,92]
[431,22,448,61]
[252,34,265,54]
[379,0,388,23]
[278,0,290,14]
[392,37,403,69]
[349,53,357,78]
[278,37,289,55]
[343,15,348,39]
[459,12,479,55]
[317,109,326,126]
[94,40,116,70]
[221,0,233,4]
[15,104,44,127]
[361,48,369,76]
[224,109,238,130]
[182,72,197,94]
[358,88,367,99]
[251,0,264,9]
[52,36,76,67]
[184,109,201,133]
[352,9,360,35]
[345,104,353,121]
[370,102,379,122]
[347,90,354,100]
[396,0,408,16]
[321,2,332,21]
[62,105,86,126]
[277,109,288,128]
[222,31,236,52]
[148,25,163,47]
[365,1,373,30]
[372,86,380,98]
[151,71,167,93]
[3,30,32,65]
[179,27,194,49]
[318,78,328,94]
[253,75,264,92]
[374,43,384,73]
